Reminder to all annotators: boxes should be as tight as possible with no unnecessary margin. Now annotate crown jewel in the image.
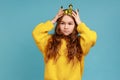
[61,4,73,16]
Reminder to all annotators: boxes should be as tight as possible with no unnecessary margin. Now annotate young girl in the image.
[32,5,97,80]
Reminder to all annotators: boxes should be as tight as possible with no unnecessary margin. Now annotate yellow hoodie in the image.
[32,21,97,80]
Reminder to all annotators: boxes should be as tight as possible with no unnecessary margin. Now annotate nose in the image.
[64,24,68,29]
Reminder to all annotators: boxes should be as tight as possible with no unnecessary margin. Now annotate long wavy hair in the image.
[45,14,83,63]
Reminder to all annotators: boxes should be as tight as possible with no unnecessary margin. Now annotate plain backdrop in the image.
[0,0,120,80]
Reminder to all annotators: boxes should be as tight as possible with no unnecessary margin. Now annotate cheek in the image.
[59,25,64,31]
[69,25,75,31]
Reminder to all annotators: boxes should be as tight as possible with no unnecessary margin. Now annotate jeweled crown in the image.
[61,4,73,16]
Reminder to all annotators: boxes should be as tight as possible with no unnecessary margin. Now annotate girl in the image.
[32,5,97,80]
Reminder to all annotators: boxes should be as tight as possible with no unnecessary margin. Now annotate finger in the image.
[58,8,63,14]
[57,10,63,17]
[72,11,76,17]
[75,9,78,15]
[72,10,76,14]
[72,13,76,19]
[59,11,64,16]
[58,11,64,18]
[58,14,63,17]
[76,9,80,16]
[59,9,64,13]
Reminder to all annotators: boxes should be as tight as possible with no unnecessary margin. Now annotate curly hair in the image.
[45,15,83,63]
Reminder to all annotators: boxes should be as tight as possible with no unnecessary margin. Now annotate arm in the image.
[77,23,97,55]
[72,10,97,56]
[32,9,64,56]
[32,21,54,56]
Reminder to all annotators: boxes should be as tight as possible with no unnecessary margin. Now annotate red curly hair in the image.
[45,15,83,63]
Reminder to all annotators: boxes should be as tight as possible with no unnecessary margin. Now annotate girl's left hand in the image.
[72,9,82,25]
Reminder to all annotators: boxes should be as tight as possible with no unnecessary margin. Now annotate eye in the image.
[68,22,73,25]
[60,22,65,25]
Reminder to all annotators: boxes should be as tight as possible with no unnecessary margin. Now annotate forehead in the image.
[61,15,74,22]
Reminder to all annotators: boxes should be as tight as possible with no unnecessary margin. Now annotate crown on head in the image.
[61,4,73,16]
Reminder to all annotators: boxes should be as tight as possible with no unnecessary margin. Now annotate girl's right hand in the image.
[51,8,64,24]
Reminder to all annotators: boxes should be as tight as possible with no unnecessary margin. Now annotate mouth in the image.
[64,30,69,33]
[62,30,70,35]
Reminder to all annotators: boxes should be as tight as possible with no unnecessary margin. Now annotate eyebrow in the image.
[60,21,74,23]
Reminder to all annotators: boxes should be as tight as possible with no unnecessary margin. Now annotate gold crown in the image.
[61,4,73,16]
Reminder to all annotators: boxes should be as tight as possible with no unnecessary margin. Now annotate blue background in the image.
[0,0,120,80]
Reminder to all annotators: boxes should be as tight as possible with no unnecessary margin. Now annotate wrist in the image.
[77,20,82,25]
[52,16,58,24]
[51,19,56,24]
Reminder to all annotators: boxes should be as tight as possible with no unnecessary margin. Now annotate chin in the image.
[63,33,71,36]
[62,32,72,36]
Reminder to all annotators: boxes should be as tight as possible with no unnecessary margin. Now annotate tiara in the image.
[61,4,73,16]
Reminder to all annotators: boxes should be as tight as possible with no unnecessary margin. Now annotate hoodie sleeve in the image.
[77,23,97,56]
[32,21,54,56]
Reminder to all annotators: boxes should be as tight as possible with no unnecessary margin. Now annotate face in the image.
[59,15,75,36]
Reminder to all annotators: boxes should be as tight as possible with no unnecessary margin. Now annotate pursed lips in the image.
[63,30,69,33]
